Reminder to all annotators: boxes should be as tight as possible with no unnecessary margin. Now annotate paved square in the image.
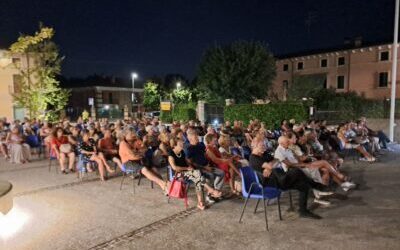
[0,151,399,250]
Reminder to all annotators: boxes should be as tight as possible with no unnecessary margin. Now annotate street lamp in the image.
[131,72,138,102]
[176,81,181,89]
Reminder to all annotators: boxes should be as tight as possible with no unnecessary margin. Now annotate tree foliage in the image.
[143,81,161,111]
[197,41,276,104]
[9,25,69,121]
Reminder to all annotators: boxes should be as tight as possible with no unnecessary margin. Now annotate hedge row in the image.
[224,102,308,128]
[160,103,197,123]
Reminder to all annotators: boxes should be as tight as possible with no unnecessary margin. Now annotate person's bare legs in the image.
[97,152,114,173]
[67,152,76,171]
[90,155,106,181]
[356,145,373,159]
[59,153,66,171]
[310,160,346,182]
[112,157,122,171]
[141,167,169,191]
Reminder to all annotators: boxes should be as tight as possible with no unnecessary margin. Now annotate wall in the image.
[366,118,400,142]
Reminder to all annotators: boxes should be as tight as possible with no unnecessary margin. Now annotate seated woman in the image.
[338,124,375,162]
[6,126,31,164]
[204,133,241,195]
[168,138,222,210]
[51,128,76,174]
[0,121,10,159]
[119,130,169,193]
[218,136,249,167]
[78,130,115,181]
[39,122,53,157]
[97,128,122,171]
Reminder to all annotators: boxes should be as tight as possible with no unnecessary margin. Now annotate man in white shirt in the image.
[275,136,334,206]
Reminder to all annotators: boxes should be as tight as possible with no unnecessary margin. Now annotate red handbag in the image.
[168,178,188,208]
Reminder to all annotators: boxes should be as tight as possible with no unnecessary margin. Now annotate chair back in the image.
[26,135,40,147]
[168,165,175,181]
[240,167,261,197]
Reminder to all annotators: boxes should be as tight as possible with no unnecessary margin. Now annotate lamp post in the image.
[131,72,138,118]
[176,81,181,89]
[389,0,399,142]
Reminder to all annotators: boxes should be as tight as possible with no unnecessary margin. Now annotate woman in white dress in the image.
[6,126,31,164]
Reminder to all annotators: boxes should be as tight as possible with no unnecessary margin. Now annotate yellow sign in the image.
[160,102,171,111]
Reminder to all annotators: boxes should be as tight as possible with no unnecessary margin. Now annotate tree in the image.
[170,87,194,104]
[197,41,276,104]
[143,81,161,111]
[9,25,69,121]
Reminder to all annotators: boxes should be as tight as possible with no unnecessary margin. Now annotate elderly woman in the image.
[51,127,76,174]
[78,130,114,181]
[119,130,169,193]
[6,126,31,164]
[168,138,221,210]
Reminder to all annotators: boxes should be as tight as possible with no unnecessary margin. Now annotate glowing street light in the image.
[131,72,138,102]
[176,81,181,89]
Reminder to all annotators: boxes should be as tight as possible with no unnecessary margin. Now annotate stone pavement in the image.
[0,149,399,250]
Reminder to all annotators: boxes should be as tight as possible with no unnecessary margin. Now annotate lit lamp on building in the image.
[131,72,138,117]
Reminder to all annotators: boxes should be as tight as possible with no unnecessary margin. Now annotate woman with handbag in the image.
[168,138,222,210]
[51,128,76,174]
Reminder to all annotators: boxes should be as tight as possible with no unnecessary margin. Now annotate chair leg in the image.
[254,199,260,214]
[239,194,251,223]
[263,198,269,231]
[132,173,136,194]
[48,159,52,172]
[138,173,142,186]
[277,197,282,221]
[151,181,154,189]
[120,172,126,190]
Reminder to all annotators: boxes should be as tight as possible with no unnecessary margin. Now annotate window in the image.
[12,58,21,64]
[13,74,22,93]
[109,93,113,103]
[380,51,389,61]
[337,57,345,66]
[379,72,389,87]
[283,64,289,71]
[283,80,289,89]
[320,59,327,68]
[297,62,303,70]
[337,75,345,89]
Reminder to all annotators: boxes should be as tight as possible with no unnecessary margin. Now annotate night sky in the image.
[0,0,395,80]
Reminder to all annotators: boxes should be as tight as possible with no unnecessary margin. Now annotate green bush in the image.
[160,111,173,123]
[172,103,197,122]
[224,102,308,128]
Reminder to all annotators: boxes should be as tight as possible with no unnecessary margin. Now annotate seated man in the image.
[249,140,326,219]
[186,130,225,198]
[274,136,335,206]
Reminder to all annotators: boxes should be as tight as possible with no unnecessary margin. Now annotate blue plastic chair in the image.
[26,134,43,158]
[48,148,59,173]
[238,167,282,231]
[76,154,98,180]
[120,162,153,193]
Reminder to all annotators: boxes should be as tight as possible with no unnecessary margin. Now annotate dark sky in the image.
[0,0,395,80]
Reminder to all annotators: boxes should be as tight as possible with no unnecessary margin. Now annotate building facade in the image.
[0,49,30,121]
[66,85,144,120]
[271,42,400,100]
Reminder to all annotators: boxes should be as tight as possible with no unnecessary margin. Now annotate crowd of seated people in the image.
[0,116,392,216]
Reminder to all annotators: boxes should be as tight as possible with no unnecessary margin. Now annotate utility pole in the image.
[389,0,399,141]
